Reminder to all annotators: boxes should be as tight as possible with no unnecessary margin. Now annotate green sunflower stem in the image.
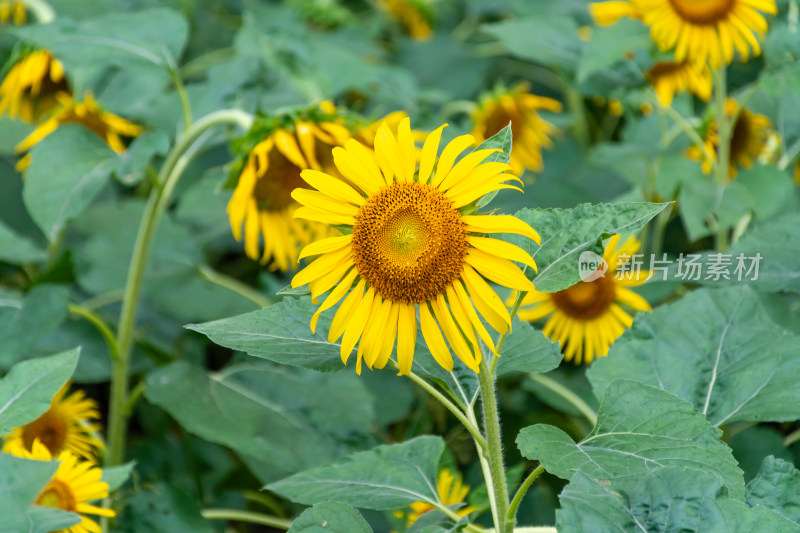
[107,109,253,469]
[478,356,512,533]
[712,66,731,252]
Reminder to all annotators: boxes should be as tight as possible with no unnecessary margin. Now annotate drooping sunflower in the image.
[227,108,353,271]
[396,469,479,526]
[686,98,772,178]
[0,49,69,122]
[471,84,562,176]
[12,440,115,533]
[378,0,434,40]
[0,0,25,25]
[290,118,540,375]
[589,0,777,68]
[2,384,103,460]
[513,235,651,365]
[646,60,712,106]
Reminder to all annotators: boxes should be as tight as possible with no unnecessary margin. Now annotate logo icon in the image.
[578,251,608,282]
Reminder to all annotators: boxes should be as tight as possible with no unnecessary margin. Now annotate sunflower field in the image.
[2,0,800,532]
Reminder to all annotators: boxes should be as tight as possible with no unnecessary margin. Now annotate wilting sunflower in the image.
[471,84,562,176]
[227,109,352,271]
[379,0,433,40]
[290,118,540,375]
[589,0,777,68]
[646,60,712,106]
[396,469,479,526]
[2,384,103,459]
[0,49,69,122]
[0,0,25,25]
[14,91,142,171]
[513,235,651,365]
[13,440,115,533]
[686,98,771,178]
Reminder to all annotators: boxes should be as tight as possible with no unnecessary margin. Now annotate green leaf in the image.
[145,361,374,480]
[481,16,582,71]
[116,482,212,533]
[101,461,135,492]
[729,426,793,481]
[588,286,800,427]
[0,220,46,264]
[289,502,372,533]
[112,131,171,186]
[494,319,562,377]
[23,126,118,242]
[577,19,650,83]
[517,380,744,498]
[508,202,670,293]
[25,506,82,533]
[746,456,800,526]
[557,468,794,533]
[0,348,79,434]
[13,8,189,70]
[267,436,444,510]
[475,124,512,208]
[737,165,794,221]
[0,285,70,369]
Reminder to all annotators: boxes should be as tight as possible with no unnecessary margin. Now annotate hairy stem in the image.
[478,356,511,533]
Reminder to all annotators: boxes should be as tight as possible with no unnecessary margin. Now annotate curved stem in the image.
[527,373,597,426]
[478,356,511,533]
[658,103,716,170]
[107,109,253,468]
[784,427,800,447]
[22,0,54,23]
[168,67,193,131]
[67,304,119,361]
[198,264,272,308]
[201,509,292,530]
[507,465,545,524]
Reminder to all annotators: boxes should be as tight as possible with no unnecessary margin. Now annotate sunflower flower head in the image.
[646,59,712,106]
[291,117,540,375]
[590,0,777,68]
[513,235,651,365]
[395,468,479,526]
[686,98,772,178]
[379,0,435,40]
[0,1,26,25]
[471,83,562,176]
[2,383,103,459]
[11,439,115,533]
[0,49,69,122]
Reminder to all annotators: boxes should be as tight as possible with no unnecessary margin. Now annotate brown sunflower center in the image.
[36,479,77,512]
[668,0,735,24]
[646,61,684,79]
[482,104,520,139]
[550,275,616,320]
[21,410,68,455]
[728,112,750,162]
[253,148,307,212]
[351,182,469,304]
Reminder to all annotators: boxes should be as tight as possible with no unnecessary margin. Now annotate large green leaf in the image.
[0,220,46,264]
[746,456,800,526]
[481,16,582,71]
[145,361,374,480]
[0,285,70,369]
[25,506,83,533]
[289,502,372,533]
[588,286,800,427]
[507,202,670,293]
[267,436,444,510]
[22,126,117,242]
[0,348,79,434]
[577,19,650,83]
[557,468,795,533]
[517,380,744,498]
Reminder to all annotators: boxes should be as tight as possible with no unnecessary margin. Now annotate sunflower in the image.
[290,118,539,375]
[12,440,115,533]
[379,0,433,40]
[396,469,479,526]
[2,384,103,460]
[686,98,771,177]
[0,50,69,122]
[589,0,777,68]
[227,110,353,271]
[514,235,651,365]
[471,84,562,176]
[646,60,712,106]
[0,0,25,25]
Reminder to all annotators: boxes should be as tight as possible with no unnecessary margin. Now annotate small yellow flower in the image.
[513,235,651,365]
[471,84,562,176]
[11,440,115,533]
[0,50,69,122]
[3,384,103,459]
[686,98,772,178]
[646,60,712,106]
[0,0,26,25]
[290,118,540,375]
[398,469,479,526]
[379,0,434,40]
[590,0,777,68]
